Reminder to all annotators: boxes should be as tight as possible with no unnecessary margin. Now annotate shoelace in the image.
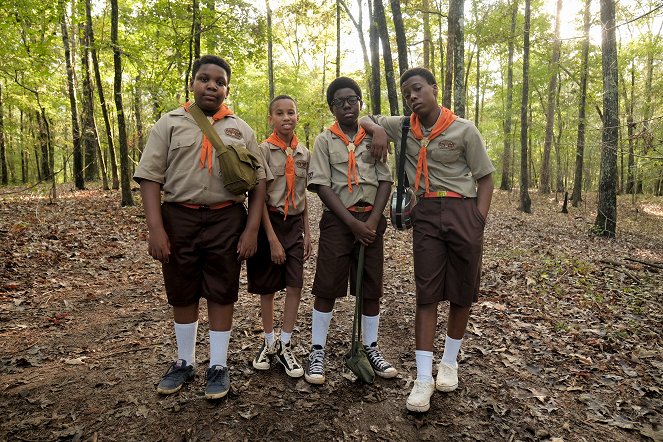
[163,361,189,379]
[208,367,226,382]
[366,346,391,371]
[281,345,301,369]
[308,349,324,374]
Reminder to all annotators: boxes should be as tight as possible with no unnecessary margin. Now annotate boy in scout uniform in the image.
[247,95,311,378]
[134,55,267,400]
[360,67,495,412]
[304,77,397,385]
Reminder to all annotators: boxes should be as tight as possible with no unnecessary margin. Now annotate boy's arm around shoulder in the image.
[139,179,170,263]
[359,116,390,163]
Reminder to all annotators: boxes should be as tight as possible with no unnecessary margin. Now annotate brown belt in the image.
[348,204,374,213]
[177,201,235,210]
[422,190,463,199]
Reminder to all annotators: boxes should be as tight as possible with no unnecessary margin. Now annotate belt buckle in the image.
[199,205,210,210]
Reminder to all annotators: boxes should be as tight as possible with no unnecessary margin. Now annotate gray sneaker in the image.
[156,359,195,394]
[205,365,230,399]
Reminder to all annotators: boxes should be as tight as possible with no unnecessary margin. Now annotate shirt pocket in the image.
[168,136,197,170]
[357,150,376,181]
[430,146,461,164]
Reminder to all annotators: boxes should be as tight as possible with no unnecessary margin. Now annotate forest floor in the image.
[0,184,662,442]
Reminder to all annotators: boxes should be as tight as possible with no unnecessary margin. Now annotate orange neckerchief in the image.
[182,101,233,175]
[409,106,457,193]
[327,122,366,192]
[264,131,299,219]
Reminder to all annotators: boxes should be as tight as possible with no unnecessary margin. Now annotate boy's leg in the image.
[436,303,470,392]
[304,296,335,384]
[361,298,397,378]
[157,303,199,395]
[205,301,233,399]
[406,301,438,412]
[274,286,304,378]
[253,293,277,371]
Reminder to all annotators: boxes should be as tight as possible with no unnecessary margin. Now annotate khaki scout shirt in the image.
[371,115,495,197]
[134,107,267,205]
[307,128,392,208]
[260,141,309,215]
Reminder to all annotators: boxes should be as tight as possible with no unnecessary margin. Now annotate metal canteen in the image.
[390,187,417,230]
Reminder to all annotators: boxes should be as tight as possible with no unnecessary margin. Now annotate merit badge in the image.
[438,140,455,150]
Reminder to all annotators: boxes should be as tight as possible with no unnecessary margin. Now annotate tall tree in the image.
[571,0,591,207]
[443,1,454,109]
[373,0,399,115]
[594,0,618,237]
[339,0,372,99]
[500,0,518,191]
[539,0,563,194]
[61,1,83,189]
[111,0,134,206]
[451,0,465,117]
[423,0,431,68]
[519,0,532,213]
[86,0,118,189]
[133,76,145,161]
[390,0,409,113]
[368,0,381,114]
[336,0,341,78]
[624,65,636,194]
[0,83,6,185]
[266,0,274,101]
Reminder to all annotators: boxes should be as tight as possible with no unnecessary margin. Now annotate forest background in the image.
[0,0,661,230]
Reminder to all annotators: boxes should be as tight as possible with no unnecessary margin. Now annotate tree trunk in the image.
[368,0,381,115]
[374,0,399,115]
[61,2,83,189]
[20,108,27,184]
[438,2,445,94]
[86,0,118,189]
[339,0,373,102]
[571,0,590,207]
[519,0,532,213]
[111,0,134,207]
[193,0,200,60]
[451,0,465,117]
[336,0,341,78]
[390,0,409,114]
[625,65,635,194]
[423,0,431,69]
[443,2,454,110]
[266,0,274,101]
[555,79,564,192]
[540,0,563,194]
[500,0,517,191]
[134,76,145,163]
[594,0,618,237]
[0,83,6,185]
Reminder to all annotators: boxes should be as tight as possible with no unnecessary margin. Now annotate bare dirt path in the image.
[1,186,661,441]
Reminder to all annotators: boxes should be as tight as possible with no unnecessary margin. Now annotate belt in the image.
[267,205,285,214]
[348,204,374,213]
[422,190,463,199]
[177,201,235,210]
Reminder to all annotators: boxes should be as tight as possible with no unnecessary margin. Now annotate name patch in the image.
[438,140,455,150]
[296,160,308,169]
[224,128,242,139]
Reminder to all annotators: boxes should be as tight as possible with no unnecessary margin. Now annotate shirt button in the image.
[203,186,208,190]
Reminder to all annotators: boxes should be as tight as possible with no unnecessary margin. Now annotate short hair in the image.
[400,67,436,87]
[268,94,297,114]
[326,77,362,109]
[191,55,232,84]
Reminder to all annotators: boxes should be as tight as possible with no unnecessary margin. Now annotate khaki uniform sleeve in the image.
[370,115,407,142]
[463,124,496,180]
[307,134,332,192]
[133,117,169,185]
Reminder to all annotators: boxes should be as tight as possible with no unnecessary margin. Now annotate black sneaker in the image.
[364,342,398,378]
[156,359,195,394]
[252,339,276,371]
[275,340,304,378]
[205,365,230,399]
[304,345,325,384]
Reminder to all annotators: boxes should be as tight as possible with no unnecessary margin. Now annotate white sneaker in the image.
[436,361,459,392]
[406,379,435,412]
[252,339,276,370]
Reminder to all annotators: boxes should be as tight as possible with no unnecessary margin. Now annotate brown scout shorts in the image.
[161,202,246,306]
[247,211,305,294]
[312,210,387,300]
[412,197,485,307]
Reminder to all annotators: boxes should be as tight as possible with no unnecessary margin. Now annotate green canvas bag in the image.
[345,245,375,384]
[188,102,260,195]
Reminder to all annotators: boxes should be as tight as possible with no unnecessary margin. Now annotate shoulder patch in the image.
[438,140,455,150]
[225,128,243,139]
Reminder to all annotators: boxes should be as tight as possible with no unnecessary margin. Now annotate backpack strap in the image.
[395,118,411,224]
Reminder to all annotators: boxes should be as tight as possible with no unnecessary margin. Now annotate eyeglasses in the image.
[331,95,361,108]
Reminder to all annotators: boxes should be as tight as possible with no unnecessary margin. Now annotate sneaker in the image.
[406,379,435,412]
[436,361,459,392]
[156,359,195,394]
[205,365,230,399]
[304,345,325,384]
[252,339,276,371]
[276,340,304,378]
[364,342,398,378]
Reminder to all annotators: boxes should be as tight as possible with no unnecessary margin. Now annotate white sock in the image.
[264,331,275,346]
[280,330,292,344]
[415,350,434,382]
[311,308,333,348]
[209,330,231,367]
[174,321,198,366]
[361,314,379,346]
[441,335,463,366]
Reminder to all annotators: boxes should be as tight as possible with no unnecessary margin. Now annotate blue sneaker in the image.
[205,365,230,399]
[156,359,195,394]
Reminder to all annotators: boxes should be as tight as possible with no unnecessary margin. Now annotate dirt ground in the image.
[0,185,661,442]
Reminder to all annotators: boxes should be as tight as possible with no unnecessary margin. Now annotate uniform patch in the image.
[224,128,242,139]
[308,171,314,180]
[438,140,455,150]
[296,160,308,169]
